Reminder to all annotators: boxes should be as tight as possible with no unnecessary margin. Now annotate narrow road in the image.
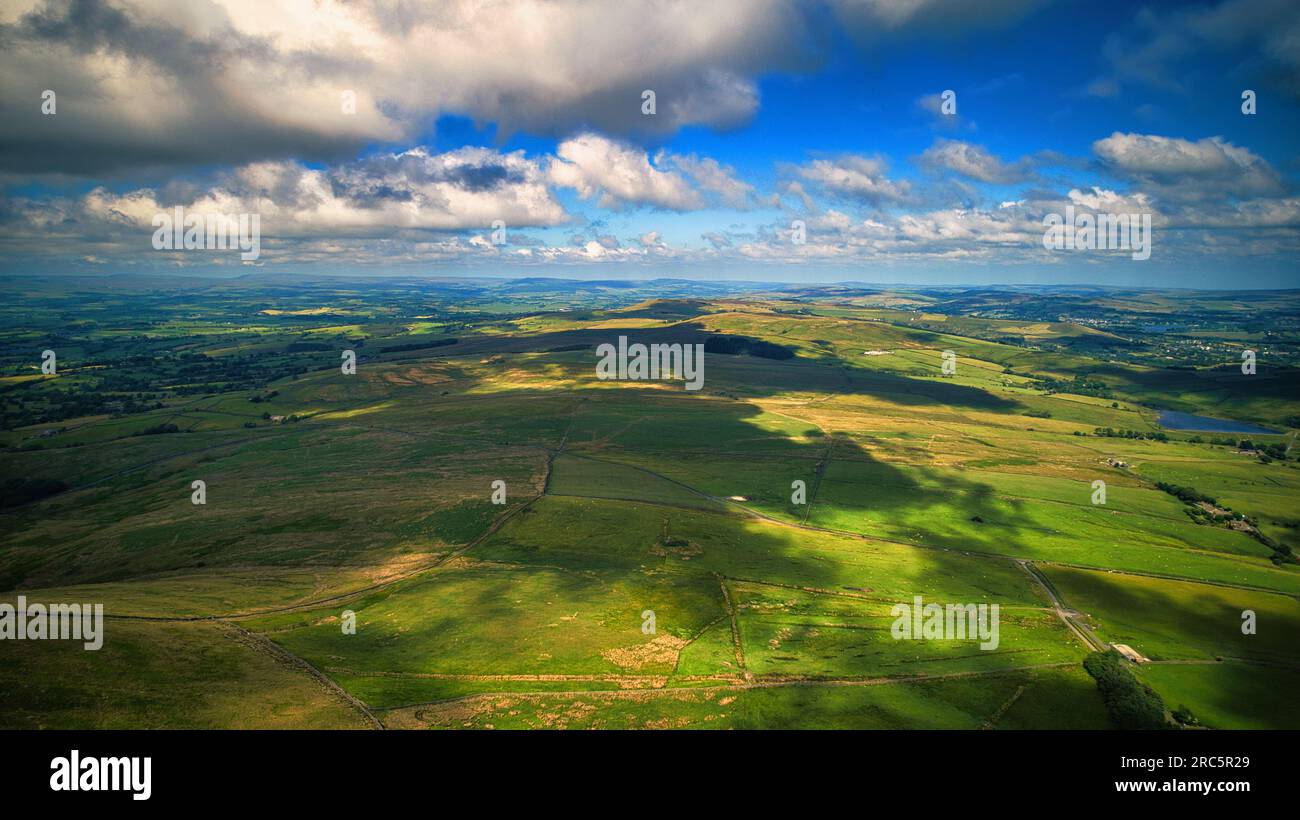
[1017,560,1104,651]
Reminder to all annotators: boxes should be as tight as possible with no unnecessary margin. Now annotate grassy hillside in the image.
[2,279,1297,729]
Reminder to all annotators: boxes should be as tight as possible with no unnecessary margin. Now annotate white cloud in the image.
[793,155,914,206]
[1064,186,1157,217]
[0,146,571,267]
[665,153,757,208]
[217,148,570,235]
[1093,132,1285,199]
[549,134,701,210]
[0,0,1061,178]
[0,0,817,176]
[701,231,732,249]
[919,139,1034,183]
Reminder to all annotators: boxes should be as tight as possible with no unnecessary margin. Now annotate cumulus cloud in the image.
[1,0,1296,277]
[0,0,819,176]
[792,155,914,206]
[223,147,569,235]
[0,0,1064,179]
[665,154,757,209]
[730,204,1044,265]
[1093,132,1286,200]
[919,139,1035,183]
[0,0,401,176]
[701,231,732,250]
[548,134,701,211]
[1063,186,1157,218]
[0,145,571,266]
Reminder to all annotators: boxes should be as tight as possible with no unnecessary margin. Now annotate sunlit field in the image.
[3,281,1297,729]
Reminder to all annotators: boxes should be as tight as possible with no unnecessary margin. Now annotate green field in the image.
[2,279,1298,729]
[1136,663,1300,729]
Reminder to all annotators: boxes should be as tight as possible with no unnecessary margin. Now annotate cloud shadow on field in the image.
[1,325,1033,605]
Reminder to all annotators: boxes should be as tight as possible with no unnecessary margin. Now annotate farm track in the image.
[1017,560,1104,651]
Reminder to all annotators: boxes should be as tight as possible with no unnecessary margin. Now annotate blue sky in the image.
[2,0,1298,288]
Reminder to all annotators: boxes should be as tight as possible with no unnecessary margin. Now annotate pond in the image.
[1156,409,1279,435]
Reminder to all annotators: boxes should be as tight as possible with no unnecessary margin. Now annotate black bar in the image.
[3,729,1291,807]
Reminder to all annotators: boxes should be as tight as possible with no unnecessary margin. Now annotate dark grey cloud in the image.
[0,0,1051,181]
[0,0,387,177]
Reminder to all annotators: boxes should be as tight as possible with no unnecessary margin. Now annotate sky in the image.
[1,0,1299,288]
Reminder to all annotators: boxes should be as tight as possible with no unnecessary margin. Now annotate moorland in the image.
[1,275,1297,729]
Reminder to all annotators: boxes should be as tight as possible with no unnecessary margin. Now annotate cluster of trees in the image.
[1,339,353,431]
[1240,440,1290,461]
[1185,436,1290,462]
[1,388,166,430]
[1034,375,1116,399]
[154,351,314,395]
[1155,481,1217,506]
[1092,427,1170,442]
[1157,481,1295,564]
[1083,650,1168,730]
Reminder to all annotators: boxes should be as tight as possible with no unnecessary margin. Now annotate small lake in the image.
[1156,410,1279,435]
